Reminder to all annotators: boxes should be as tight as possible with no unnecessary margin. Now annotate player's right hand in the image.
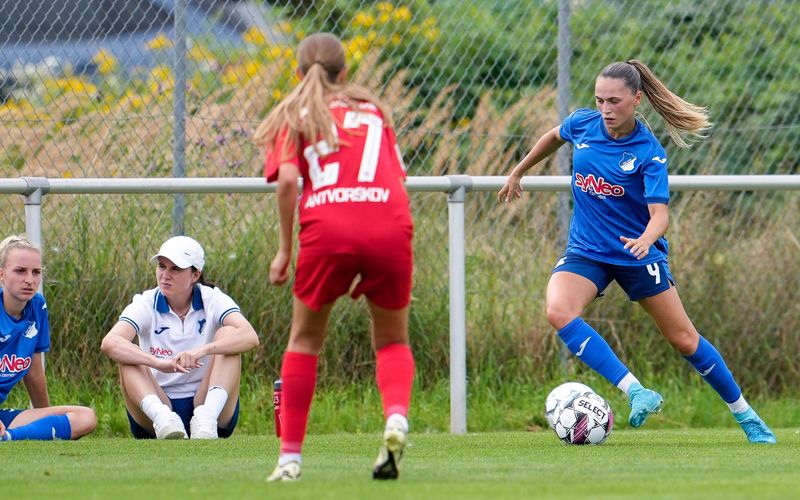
[270,250,291,286]
[498,174,523,203]
[0,419,5,436]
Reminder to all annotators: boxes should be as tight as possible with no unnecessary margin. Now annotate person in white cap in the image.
[101,236,259,439]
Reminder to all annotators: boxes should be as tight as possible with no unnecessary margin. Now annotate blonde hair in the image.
[252,32,393,159]
[0,234,40,267]
[600,60,712,148]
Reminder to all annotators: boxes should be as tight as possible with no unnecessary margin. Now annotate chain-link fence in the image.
[1,1,799,392]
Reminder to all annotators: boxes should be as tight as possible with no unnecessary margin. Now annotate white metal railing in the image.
[5,174,800,434]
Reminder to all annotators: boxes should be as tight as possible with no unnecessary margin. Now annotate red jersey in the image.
[264,99,413,259]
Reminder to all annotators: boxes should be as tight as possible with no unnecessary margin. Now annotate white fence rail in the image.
[4,174,800,434]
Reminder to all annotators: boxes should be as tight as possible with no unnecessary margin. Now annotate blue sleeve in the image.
[558,111,577,143]
[643,147,669,204]
[34,294,50,353]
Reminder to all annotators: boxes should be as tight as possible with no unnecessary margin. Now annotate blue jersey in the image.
[0,291,50,404]
[559,109,670,265]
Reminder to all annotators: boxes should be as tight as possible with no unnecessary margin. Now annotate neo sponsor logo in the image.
[304,187,390,209]
[150,347,174,358]
[0,354,32,373]
[575,173,625,198]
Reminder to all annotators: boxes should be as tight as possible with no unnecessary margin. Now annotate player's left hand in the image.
[173,349,204,370]
[620,235,651,260]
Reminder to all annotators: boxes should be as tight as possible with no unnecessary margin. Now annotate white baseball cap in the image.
[151,236,205,271]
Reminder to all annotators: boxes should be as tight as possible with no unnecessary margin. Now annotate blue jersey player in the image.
[499,60,775,444]
[0,235,96,441]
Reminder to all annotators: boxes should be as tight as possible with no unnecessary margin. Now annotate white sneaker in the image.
[372,417,408,480]
[266,461,301,482]
[153,412,187,440]
[189,414,218,439]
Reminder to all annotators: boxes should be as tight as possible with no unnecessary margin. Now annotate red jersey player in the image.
[254,32,415,482]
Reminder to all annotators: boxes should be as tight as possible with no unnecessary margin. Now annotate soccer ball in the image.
[553,391,613,445]
[544,382,594,430]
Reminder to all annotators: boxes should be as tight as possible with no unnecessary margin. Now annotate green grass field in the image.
[3,429,798,499]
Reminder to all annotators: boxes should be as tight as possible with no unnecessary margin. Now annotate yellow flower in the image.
[263,45,284,61]
[150,65,173,82]
[62,170,74,178]
[245,60,260,77]
[424,28,441,42]
[275,21,293,34]
[243,26,267,45]
[92,49,117,75]
[376,2,394,13]
[146,33,173,50]
[457,117,471,128]
[378,12,391,24]
[347,35,370,55]
[272,89,284,100]
[188,45,216,63]
[222,66,241,85]
[148,66,174,95]
[393,6,412,22]
[352,11,375,28]
[121,91,146,112]
[423,16,437,28]
[390,34,402,46]
[53,77,98,97]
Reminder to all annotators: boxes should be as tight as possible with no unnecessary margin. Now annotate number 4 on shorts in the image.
[646,263,661,284]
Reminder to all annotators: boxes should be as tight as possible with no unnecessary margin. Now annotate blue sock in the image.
[558,317,630,386]
[7,414,72,441]
[683,335,742,404]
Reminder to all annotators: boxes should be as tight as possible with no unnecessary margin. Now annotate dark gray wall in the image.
[1,0,173,43]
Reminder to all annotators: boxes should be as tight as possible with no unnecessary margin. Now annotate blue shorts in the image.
[0,408,24,428]
[127,396,240,439]
[552,253,675,301]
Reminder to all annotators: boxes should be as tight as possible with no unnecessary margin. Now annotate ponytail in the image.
[253,32,392,160]
[600,60,712,148]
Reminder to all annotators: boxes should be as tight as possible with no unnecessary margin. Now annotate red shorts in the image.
[294,251,413,311]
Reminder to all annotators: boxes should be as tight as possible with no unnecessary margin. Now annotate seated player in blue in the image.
[101,236,259,439]
[0,235,97,441]
[498,60,775,444]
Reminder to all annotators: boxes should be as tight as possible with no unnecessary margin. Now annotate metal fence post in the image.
[21,177,50,292]
[446,175,472,434]
[556,0,572,244]
[557,0,573,371]
[172,0,188,235]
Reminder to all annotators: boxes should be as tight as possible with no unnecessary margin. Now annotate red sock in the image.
[376,343,415,418]
[280,351,318,455]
